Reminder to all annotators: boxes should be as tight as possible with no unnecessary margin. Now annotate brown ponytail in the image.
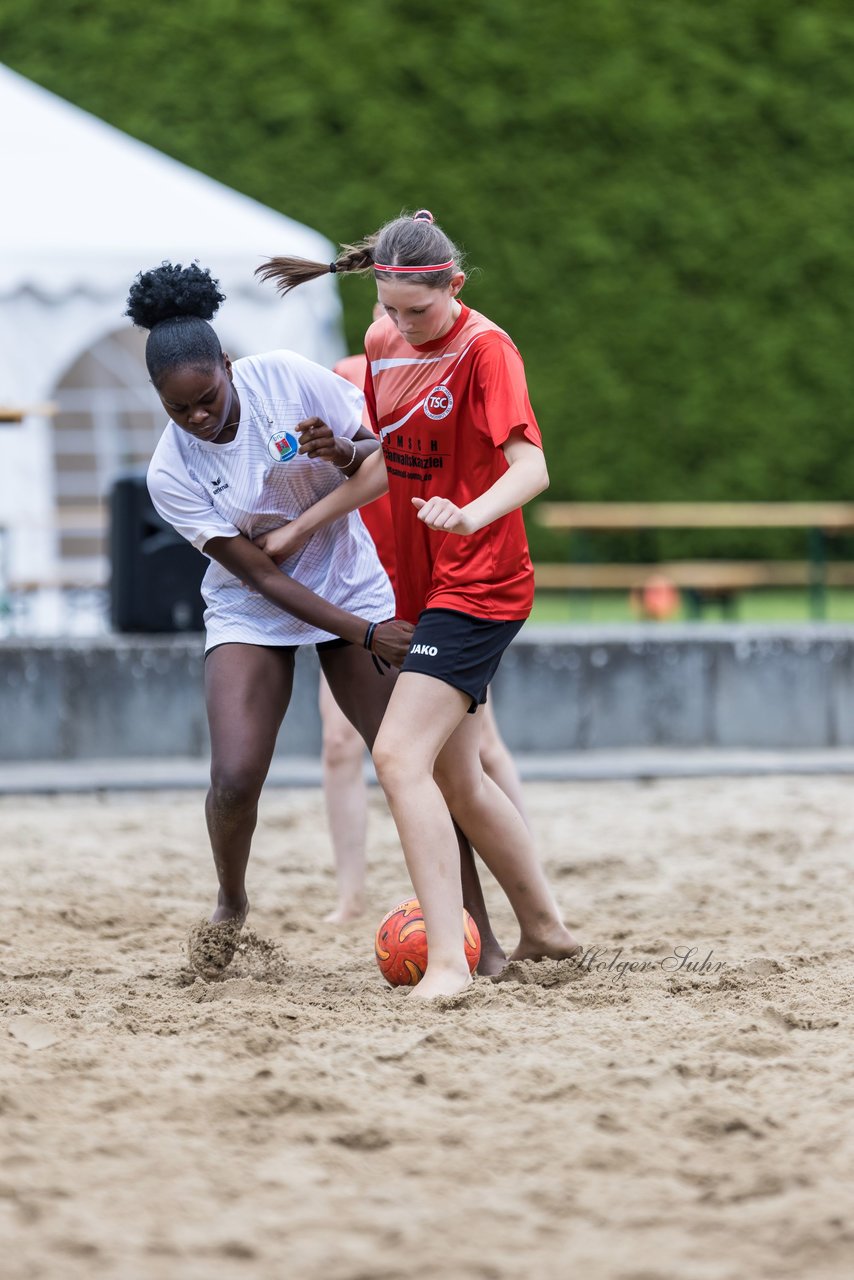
[255,236,379,297]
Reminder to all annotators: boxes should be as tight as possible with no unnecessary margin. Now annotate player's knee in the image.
[371,735,410,797]
[322,724,363,771]
[208,763,265,814]
[371,742,397,792]
[476,738,503,777]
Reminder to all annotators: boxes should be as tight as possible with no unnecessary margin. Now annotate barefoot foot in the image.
[511,923,582,963]
[210,891,249,925]
[409,966,473,1002]
[323,900,365,925]
[476,937,507,978]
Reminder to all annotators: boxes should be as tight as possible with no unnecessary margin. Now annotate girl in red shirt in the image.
[256,211,581,999]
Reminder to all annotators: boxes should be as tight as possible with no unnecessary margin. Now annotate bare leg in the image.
[318,670,367,923]
[374,674,580,999]
[371,677,482,1000]
[479,695,530,830]
[456,824,506,976]
[320,645,504,972]
[204,643,294,923]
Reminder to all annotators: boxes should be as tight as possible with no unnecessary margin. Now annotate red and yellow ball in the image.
[374,897,481,987]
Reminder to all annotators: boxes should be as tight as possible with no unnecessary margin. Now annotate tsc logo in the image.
[423,385,454,421]
[267,430,299,462]
[411,643,439,656]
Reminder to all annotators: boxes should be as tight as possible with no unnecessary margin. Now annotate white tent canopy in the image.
[0,63,347,606]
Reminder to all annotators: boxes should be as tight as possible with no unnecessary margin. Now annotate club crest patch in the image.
[424,385,454,421]
[267,430,299,462]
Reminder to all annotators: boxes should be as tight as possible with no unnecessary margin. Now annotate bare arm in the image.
[255,448,389,564]
[412,430,549,534]
[204,531,412,665]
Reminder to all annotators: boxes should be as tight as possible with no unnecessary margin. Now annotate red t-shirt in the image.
[333,354,398,595]
[364,304,541,624]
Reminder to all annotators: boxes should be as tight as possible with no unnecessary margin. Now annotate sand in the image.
[1,775,853,1280]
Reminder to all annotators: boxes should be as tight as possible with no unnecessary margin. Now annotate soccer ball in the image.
[374,897,481,987]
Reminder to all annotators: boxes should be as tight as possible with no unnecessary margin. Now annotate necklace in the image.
[227,385,240,425]
[217,387,241,437]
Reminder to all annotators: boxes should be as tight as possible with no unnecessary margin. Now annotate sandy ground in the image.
[1,775,853,1280]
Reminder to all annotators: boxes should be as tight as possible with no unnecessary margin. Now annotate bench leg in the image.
[808,529,827,621]
[684,589,703,620]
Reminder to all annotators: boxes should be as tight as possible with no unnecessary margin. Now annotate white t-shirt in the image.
[147,349,395,650]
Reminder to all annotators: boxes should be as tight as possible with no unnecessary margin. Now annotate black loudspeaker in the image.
[109,474,207,632]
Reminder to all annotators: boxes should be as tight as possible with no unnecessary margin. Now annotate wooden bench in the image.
[534,561,854,591]
[533,502,854,618]
[535,501,854,532]
[533,560,854,619]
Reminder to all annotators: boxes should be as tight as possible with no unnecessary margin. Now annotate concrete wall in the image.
[493,625,854,752]
[2,624,854,761]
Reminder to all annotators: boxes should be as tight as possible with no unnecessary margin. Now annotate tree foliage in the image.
[4,0,854,555]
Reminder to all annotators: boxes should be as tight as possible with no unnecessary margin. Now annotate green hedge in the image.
[5,0,854,557]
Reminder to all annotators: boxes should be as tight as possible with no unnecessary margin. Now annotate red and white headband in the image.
[373,260,454,274]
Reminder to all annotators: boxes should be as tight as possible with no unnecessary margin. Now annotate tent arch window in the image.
[52,326,165,585]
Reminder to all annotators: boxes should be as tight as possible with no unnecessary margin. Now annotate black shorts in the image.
[401,608,525,713]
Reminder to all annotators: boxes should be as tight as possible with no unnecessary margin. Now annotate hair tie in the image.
[328,262,338,274]
[413,209,434,224]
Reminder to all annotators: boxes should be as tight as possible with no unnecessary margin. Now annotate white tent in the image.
[0,63,346,611]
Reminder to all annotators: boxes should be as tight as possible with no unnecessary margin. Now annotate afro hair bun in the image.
[125,261,225,330]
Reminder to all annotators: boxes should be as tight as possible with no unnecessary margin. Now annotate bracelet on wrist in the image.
[363,619,391,674]
[335,437,358,471]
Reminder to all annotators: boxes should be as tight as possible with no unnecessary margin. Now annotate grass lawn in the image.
[530,588,854,625]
